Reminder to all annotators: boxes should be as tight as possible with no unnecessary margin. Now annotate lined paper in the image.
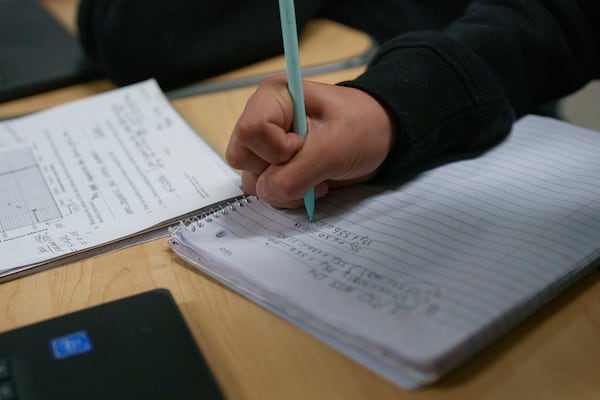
[169,115,600,388]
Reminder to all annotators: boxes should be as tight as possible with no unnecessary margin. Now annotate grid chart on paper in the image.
[0,148,61,232]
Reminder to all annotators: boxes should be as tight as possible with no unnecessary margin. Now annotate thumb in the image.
[255,136,331,203]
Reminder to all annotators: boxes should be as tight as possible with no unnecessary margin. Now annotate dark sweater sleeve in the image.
[341,0,600,181]
[77,0,321,88]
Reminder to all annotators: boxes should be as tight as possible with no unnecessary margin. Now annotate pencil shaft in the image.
[278,0,315,220]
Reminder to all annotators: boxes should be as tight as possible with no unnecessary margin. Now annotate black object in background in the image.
[0,0,100,102]
[0,288,224,400]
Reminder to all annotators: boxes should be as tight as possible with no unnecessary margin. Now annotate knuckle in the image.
[234,119,262,143]
[262,74,287,87]
[268,173,301,200]
[225,147,242,169]
[241,174,258,195]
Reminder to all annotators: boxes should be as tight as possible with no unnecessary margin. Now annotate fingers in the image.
[254,141,328,203]
[228,77,394,210]
[242,168,326,208]
[252,82,392,203]
[242,168,329,209]
[226,75,303,174]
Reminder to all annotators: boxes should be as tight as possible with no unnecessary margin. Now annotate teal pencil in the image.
[278,0,315,221]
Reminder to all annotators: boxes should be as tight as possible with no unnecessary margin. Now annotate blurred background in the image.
[561,81,600,131]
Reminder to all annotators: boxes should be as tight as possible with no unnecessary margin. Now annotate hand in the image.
[225,75,394,209]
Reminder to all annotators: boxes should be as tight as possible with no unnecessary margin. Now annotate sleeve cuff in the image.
[339,31,515,181]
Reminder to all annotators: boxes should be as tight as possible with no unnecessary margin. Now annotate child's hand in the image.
[226,75,394,209]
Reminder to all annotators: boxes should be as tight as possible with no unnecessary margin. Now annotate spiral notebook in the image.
[168,115,600,389]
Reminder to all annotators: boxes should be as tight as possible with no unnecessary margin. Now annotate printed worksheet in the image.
[0,80,242,277]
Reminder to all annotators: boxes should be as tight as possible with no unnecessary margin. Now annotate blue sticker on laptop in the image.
[50,330,93,359]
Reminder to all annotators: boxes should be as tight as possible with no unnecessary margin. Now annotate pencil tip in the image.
[303,189,315,222]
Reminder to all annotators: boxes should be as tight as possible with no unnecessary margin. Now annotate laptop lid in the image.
[0,288,224,399]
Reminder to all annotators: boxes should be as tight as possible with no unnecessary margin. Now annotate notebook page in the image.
[169,115,600,386]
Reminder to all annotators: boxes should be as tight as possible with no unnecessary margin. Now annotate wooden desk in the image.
[2,3,600,400]
[2,64,600,399]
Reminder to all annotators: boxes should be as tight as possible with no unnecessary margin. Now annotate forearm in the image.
[446,0,600,113]
[340,30,516,181]
[342,0,600,181]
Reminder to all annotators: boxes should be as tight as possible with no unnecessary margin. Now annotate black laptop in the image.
[0,0,100,103]
[0,289,224,399]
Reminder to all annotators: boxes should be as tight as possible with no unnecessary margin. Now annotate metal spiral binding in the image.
[173,195,255,233]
